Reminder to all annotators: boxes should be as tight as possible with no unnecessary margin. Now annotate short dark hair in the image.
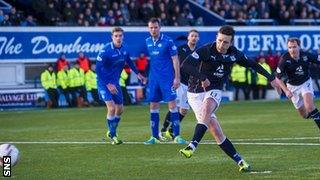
[148,17,160,24]
[287,37,300,46]
[188,29,199,35]
[218,25,235,40]
[111,27,124,34]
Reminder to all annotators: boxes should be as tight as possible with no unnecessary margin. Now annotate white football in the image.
[0,144,20,167]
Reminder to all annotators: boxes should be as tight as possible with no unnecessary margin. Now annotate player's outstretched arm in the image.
[307,51,320,64]
[107,83,118,94]
[137,73,147,85]
[181,52,207,82]
[274,77,293,98]
[125,57,139,75]
[125,55,147,84]
[238,54,285,94]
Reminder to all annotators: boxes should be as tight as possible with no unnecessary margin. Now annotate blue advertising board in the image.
[0,89,46,109]
[1,26,320,62]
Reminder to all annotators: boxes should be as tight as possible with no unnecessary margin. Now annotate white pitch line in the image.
[249,170,272,174]
[0,141,320,146]
[228,137,320,141]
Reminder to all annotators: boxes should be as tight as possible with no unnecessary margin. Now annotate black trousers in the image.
[121,86,132,105]
[257,85,267,99]
[90,89,104,105]
[59,87,72,107]
[232,81,250,101]
[46,88,59,108]
[77,86,88,102]
[69,86,89,106]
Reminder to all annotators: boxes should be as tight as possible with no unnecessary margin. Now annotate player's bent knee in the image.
[106,104,116,114]
[115,106,124,116]
[305,105,316,114]
[168,101,177,110]
[297,107,309,119]
[198,118,210,126]
[180,109,188,116]
[150,102,160,110]
[169,107,178,113]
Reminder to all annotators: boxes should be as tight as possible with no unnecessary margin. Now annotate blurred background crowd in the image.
[2,0,320,26]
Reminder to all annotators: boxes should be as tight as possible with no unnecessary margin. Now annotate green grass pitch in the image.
[0,100,319,179]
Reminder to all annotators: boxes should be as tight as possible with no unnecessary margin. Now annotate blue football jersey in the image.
[145,34,177,80]
[96,42,137,86]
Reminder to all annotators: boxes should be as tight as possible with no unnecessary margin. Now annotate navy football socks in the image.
[188,123,208,150]
[219,138,243,164]
[309,108,320,129]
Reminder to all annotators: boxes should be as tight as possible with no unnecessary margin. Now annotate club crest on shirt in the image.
[302,56,307,61]
[158,43,162,47]
[191,52,199,59]
[276,67,281,73]
[172,45,177,50]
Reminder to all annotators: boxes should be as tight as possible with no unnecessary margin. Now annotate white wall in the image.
[0,64,24,86]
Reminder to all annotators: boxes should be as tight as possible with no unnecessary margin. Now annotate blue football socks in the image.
[106,116,117,137]
[150,110,160,139]
[170,110,180,137]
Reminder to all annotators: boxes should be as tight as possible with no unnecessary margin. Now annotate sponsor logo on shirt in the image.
[213,64,224,77]
[152,51,160,55]
[295,66,304,75]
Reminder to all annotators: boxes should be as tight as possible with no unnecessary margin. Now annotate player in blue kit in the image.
[96,27,146,145]
[144,18,186,144]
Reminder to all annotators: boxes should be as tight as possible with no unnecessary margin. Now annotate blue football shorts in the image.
[147,79,177,102]
[98,84,123,104]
